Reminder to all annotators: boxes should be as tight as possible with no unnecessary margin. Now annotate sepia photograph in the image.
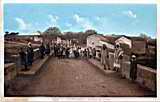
[4,4,157,97]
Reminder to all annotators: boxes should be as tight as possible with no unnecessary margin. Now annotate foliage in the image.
[37,31,42,35]
[5,32,19,37]
[43,27,61,36]
[85,29,97,35]
[139,33,151,40]
[38,27,98,44]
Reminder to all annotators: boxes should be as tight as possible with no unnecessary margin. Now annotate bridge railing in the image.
[95,50,156,92]
[121,59,156,92]
[115,52,156,92]
[7,48,41,69]
[5,45,54,71]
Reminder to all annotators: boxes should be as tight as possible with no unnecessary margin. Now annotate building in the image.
[147,39,156,55]
[5,32,43,44]
[115,36,132,48]
[56,37,62,44]
[87,34,115,49]
[115,35,147,55]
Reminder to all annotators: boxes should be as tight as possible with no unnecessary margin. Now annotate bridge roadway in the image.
[9,56,155,97]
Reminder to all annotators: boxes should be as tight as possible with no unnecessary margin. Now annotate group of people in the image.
[52,43,124,73]
[53,43,96,59]
[100,44,138,81]
[39,42,51,59]
[19,42,51,71]
[19,41,124,72]
[19,42,34,71]
[100,43,124,71]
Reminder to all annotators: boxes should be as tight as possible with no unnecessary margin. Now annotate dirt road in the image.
[8,57,155,97]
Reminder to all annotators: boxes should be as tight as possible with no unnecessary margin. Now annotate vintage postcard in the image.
[1,0,159,102]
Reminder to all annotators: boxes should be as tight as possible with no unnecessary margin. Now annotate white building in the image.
[87,34,115,50]
[115,36,132,48]
[115,35,147,54]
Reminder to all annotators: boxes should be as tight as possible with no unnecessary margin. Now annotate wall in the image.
[4,63,17,81]
[8,48,41,70]
[136,64,156,92]
[132,40,146,54]
[121,59,156,92]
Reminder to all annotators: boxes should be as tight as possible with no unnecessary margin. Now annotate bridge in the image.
[4,48,156,97]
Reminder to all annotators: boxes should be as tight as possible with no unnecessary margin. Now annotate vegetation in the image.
[5,31,19,37]
[43,27,61,36]
[42,26,97,45]
[139,33,151,40]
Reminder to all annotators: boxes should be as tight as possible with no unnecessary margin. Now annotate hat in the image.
[132,55,136,58]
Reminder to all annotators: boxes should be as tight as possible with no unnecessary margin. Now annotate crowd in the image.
[19,42,34,71]
[19,42,51,71]
[51,43,124,72]
[19,42,124,73]
[53,43,96,59]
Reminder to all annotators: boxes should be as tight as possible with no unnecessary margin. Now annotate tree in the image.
[139,33,151,40]
[63,32,74,39]
[10,32,19,36]
[4,31,9,37]
[4,31,19,37]
[5,31,9,35]
[37,31,42,35]
[85,29,97,35]
[43,27,61,36]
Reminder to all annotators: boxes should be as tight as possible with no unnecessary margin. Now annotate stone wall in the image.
[4,63,17,93]
[4,63,17,81]
[94,50,156,92]
[121,61,131,79]
[8,48,41,70]
[136,64,156,92]
[132,40,146,54]
[121,59,156,92]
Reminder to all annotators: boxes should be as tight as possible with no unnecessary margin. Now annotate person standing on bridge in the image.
[83,49,87,59]
[19,47,28,71]
[27,42,34,66]
[45,43,50,56]
[130,54,137,81]
[101,44,110,70]
[39,42,45,59]
[54,44,59,57]
[113,43,124,72]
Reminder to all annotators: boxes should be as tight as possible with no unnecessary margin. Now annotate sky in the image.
[4,4,157,38]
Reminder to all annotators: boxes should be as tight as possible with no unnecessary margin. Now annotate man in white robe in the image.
[113,43,124,72]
